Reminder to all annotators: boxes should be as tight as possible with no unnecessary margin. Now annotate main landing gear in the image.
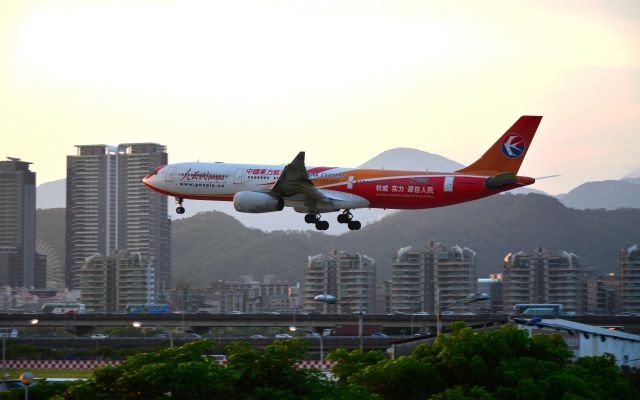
[337,210,361,231]
[304,210,362,231]
[304,212,329,231]
[175,197,185,214]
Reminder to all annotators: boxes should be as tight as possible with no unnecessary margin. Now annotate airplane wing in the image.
[269,152,369,212]
[270,151,327,201]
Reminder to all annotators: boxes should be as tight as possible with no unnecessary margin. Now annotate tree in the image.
[326,348,386,384]
[328,323,640,400]
[53,339,375,400]
[55,340,235,400]
[350,356,445,400]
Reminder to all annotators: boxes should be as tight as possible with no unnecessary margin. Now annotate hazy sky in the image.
[1,0,638,194]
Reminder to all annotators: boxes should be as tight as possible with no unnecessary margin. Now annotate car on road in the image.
[90,334,109,339]
[370,332,388,338]
[249,334,267,339]
[274,333,293,339]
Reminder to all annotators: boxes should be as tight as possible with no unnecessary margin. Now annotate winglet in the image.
[456,116,542,175]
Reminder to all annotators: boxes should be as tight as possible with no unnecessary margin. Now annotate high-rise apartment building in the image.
[621,244,640,314]
[116,143,170,296]
[303,250,376,314]
[66,143,170,296]
[391,241,477,314]
[79,250,154,312]
[66,145,117,289]
[78,253,114,312]
[114,250,155,311]
[502,246,585,313]
[0,157,43,288]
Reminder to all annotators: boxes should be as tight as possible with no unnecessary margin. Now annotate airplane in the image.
[143,116,542,231]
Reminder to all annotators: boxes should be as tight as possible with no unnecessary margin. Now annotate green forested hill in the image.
[171,193,640,286]
[37,194,640,288]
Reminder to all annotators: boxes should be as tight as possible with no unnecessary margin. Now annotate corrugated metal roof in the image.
[521,318,640,342]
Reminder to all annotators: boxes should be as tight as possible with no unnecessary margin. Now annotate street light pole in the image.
[314,293,364,351]
[436,287,441,336]
[437,292,489,336]
[357,311,363,351]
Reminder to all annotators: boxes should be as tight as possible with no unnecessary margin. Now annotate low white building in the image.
[517,318,640,367]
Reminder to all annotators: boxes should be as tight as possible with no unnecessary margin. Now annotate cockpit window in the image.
[151,166,165,175]
[144,166,165,179]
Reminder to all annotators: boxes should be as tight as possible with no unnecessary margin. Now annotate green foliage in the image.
[351,356,444,400]
[326,348,386,383]
[57,340,232,400]
[72,346,118,359]
[327,324,640,400]
[429,386,496,400]
[50,338,375,399]
[0,381,76,400]
[621,365,640,392]
[7,328,639,400]
[226,338,309,398]
[4,342,40,358]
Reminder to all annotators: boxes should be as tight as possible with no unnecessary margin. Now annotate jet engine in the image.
[233,191,285,213]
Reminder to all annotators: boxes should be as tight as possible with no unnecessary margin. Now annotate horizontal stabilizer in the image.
[484,172,518,190]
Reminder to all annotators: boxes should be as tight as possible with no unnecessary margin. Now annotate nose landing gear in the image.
[175,197,185,214]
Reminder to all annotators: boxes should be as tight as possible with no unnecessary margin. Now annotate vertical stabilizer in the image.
[456,116,542,175]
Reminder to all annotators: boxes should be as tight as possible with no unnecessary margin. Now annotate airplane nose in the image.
[143,166,165,187]
[142,174,152,187]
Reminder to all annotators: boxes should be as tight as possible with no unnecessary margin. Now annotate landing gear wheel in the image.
[337,213,351,224]
[305,213,320,224]
[347,220,361,230]
[175,197,185,214]
[315,220,330,231]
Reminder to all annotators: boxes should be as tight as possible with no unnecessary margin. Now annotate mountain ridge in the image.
[36,193,640,288]
[168,193,639,286]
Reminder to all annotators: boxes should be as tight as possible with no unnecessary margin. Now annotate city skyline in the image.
[1,1,639,195]
[2,238,639,315]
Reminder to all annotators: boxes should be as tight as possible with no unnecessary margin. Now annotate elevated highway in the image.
[1,312,507,335]
[2,313,639,335]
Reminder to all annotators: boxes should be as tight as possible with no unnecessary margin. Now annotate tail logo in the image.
[501,134,525,158]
